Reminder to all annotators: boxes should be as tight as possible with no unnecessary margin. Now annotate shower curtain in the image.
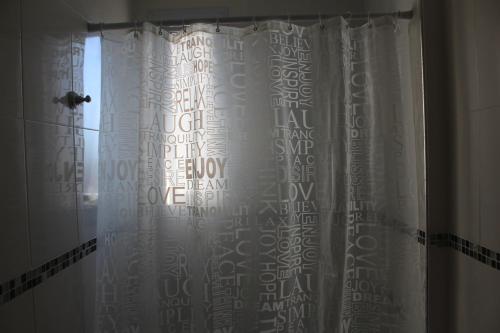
[96,17,426,333]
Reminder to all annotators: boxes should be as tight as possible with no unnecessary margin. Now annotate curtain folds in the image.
[96,17,426,333]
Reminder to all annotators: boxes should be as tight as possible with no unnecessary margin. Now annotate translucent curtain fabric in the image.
[97,17,425,333]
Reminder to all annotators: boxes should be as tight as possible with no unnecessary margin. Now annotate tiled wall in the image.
[3,0,498,332]
[423,0,500,331]
[447,0,500,332]
[0,0,101,332]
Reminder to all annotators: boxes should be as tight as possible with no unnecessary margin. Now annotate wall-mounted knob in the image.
[66,91,91,109]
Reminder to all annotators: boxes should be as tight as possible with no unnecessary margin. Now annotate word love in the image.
[185,157,227,179]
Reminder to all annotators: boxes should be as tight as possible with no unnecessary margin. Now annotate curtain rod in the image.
[87,10,413,32]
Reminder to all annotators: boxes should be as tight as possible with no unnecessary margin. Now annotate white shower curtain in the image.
[96,17,426,333]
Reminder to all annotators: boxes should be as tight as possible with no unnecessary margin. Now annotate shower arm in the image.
[87,10,413,33]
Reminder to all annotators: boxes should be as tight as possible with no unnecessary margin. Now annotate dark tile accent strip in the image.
[417,229,426,245]
[0,238,96,306]
[420,231,500,271]
[2,231,497,305]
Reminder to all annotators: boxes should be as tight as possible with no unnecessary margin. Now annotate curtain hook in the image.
[158,21,163,36]
[287,14,292,31]
[367,12,372,27]
[182,19,186,34]
[344,11,352,28]
[133,20,139,39]
[393,11,401,32]
[253,16,258,31]
[318,13,325,30]
[216,17,220,32]
[99,22,104,39]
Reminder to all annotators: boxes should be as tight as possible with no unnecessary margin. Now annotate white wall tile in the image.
[63,0,130,23]
[453,251,500,333]
[0,0,20,41]
[22,32,74,126]
[461,110,483,242]
[0,291,36,333]
[0,37,22,119]
[0,118,30,282]
[34,263,84,333]
[81,252,97,333]
[448,0,479,112]
[21,0,86,126]
[474,107,500,252]
[473,0,500,110]
[0,0,23,119]
[25,121,79,266]
[428,247,453,332]
[422,0,458,238]
[22,0,86,35]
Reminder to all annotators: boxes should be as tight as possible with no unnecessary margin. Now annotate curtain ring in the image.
[158,21,163,36]
[393,11,401,32]
[287,14,292,31]
[216,18,220,32]
[99,22,104,39]
[343,11,352,28]
[253,17,258,31]
[133,20,139,39]
[318,13,325,30]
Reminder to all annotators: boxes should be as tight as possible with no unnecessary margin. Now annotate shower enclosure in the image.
[88,9,426,333]
[0,1,427,332]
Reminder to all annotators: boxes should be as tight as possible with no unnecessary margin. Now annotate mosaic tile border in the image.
[429,233,500,270]
[417,229,427,245]
[2,231,498,306]
[0,238,96,306]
